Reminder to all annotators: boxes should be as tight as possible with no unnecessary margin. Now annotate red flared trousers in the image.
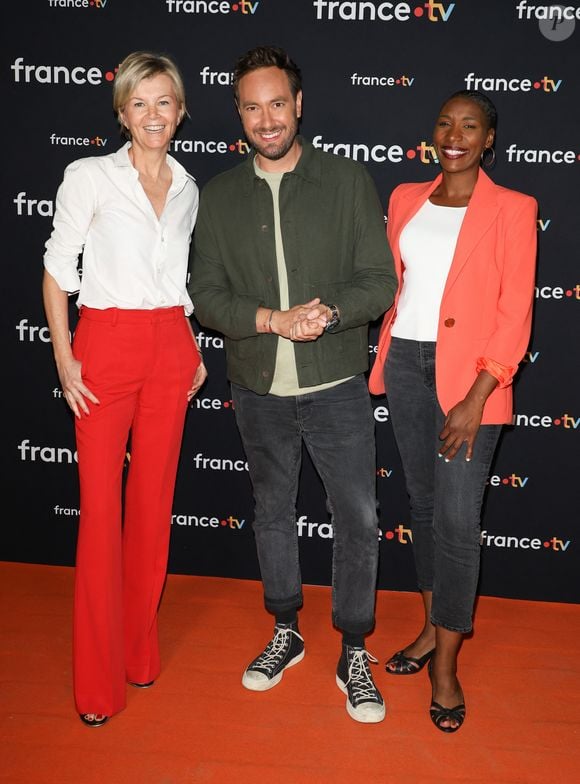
[72,306,199,716]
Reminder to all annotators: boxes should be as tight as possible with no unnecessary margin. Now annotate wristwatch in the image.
[324,304,341,332]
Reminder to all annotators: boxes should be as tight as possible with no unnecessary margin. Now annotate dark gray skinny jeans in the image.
[385,337,501,633]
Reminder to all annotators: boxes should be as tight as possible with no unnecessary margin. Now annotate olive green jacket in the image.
[189,138,396,394]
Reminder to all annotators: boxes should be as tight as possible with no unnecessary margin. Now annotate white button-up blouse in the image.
[44,141,198,315]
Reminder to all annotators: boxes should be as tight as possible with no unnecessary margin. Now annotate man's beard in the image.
[250,118,299,161]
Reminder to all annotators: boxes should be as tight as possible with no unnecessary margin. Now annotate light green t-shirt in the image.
[255,160,351,396]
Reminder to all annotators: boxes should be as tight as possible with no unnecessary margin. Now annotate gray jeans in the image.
[231,375,379,635]
[385,338,502,633]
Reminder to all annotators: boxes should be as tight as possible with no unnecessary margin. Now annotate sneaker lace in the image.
[253,626,304,674]
[346,649,380,703]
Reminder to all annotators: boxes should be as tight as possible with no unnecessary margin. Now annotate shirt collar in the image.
[244,136,321,187]
[112,140,134,169]
[112,140,195,189]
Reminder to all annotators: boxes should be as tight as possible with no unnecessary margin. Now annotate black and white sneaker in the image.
[242,624,305,692]
[336,646,386,723]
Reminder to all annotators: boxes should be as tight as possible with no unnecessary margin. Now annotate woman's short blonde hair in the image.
[113,51,188,137]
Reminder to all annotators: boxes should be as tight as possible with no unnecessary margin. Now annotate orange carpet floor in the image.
[1,561,579,784]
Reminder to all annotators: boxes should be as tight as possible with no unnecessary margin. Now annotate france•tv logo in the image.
[313,1,455,21]
[11,57,119,85]
[311,136,440,165]
[464,73,562,93]
[172,513,246,529]
[171,138,250,155]
[165,1,260,14]
[47,0,109,9]
[481,529,571,553]
[49,134,109,148]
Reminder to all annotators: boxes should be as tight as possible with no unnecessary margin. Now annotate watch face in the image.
[325,304,339,331]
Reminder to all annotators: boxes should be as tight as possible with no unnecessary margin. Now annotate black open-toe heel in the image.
[79,713,109,727]
[429,700,466,733]
[385,647,435,675]
[427,658,466,732]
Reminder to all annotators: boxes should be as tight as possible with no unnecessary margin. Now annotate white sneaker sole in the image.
[336,675,386,723]
[242,649,305,692]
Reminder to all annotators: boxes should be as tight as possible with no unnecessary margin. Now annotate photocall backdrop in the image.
[2,1,578,604]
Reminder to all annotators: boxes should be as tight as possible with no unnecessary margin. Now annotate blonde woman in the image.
[43,51,206,727]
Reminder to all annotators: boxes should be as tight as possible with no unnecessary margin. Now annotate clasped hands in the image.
[264,298,331,342]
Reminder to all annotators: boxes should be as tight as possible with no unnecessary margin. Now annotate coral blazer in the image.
[368,170,537,424]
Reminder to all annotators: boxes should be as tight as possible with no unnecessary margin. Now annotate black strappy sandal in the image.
[429,700,466,733]
[385,647,435,675]
[427,657,466,732]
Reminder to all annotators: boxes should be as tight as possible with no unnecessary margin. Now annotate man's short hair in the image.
[233,45,302,102]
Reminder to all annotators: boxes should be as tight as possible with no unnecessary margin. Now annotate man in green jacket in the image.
[189,45,396,724]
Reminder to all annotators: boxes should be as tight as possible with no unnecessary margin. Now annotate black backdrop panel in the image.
[2,1,578,603]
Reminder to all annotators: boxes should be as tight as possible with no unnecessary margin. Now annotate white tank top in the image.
[391,200,467,341]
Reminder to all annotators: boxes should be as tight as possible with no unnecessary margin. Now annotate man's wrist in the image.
[265,309,275,333]
[257,306,277,334]
[323,303,341,332]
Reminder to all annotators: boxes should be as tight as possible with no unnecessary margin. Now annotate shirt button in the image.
[260,224,269,232]
[444,318,455,328]
[266,275,273,283]
[261,370,270,379]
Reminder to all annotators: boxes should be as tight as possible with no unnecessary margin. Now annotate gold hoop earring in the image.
[481,147,496,168]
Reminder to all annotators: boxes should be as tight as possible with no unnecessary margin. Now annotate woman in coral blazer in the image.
[369,90,537,732]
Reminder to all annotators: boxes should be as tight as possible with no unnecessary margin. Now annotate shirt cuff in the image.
[43,259,81,294]
[475,357,516,389]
